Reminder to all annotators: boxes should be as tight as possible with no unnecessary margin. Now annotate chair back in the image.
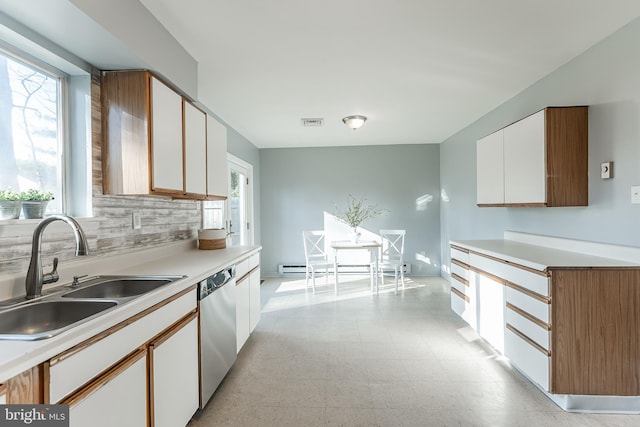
[380,229,405,263]
[302,230,328,262]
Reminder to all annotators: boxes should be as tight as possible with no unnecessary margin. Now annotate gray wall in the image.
[260,144,441,277]
[440,17,640,274]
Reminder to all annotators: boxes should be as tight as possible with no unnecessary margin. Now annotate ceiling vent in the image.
[301,118,324,127]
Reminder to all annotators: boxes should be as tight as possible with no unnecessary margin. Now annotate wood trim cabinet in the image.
[102,70,227,199]
[450,243,640,398]
[236,252,261,353]
[476,106,588,207]
[206,115,228,199]
[46,287,198,426]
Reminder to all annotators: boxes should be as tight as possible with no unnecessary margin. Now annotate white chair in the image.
[302,230,333,293]
[378,229,406,294]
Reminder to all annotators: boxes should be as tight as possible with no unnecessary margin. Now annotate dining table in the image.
[330,240,382,295]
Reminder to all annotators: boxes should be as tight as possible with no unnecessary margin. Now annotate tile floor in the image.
[188,276,639,426]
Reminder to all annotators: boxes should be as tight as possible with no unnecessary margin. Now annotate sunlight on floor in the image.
[263,275,447,313]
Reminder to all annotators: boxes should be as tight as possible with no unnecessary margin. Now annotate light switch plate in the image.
[601,161,612,179]
[632,186,640,204]
[132,211,141,229]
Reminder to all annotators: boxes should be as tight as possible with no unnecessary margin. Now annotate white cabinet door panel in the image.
[69,351,147,427]
[184,102,207,196]
[151,77,183,192]
[476,130,504,204]
[504,110,545,204]
[236,277,250,353]
[476,272,504,354]
[249,269,261,332]
[151,316,199,427]
[505,306,550,350]
[505,286,550,323]
[470,253,549,297]
[504,327,550,391]
[450,247,469,264]
[206,115,228,198]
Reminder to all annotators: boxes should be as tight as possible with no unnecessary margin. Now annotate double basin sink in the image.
[0,275,185,341]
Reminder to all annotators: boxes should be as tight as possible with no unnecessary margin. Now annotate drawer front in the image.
[450,275,468,295]
[249,252,260,270]
[236,258,250,280]
[450,246,469,264]
[48,289,197,403]
[505,286,549,323]
[504,326,550,391]
[451,263,469,281]
[451,290,476,329]
[505,305,550,350]
[470,253,549,296]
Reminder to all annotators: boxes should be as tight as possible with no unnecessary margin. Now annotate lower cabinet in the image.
[236,252,261,353]
[150,313,199,427]
[236,276,251,353]
[49,287,198,427]
[67,348,147,427]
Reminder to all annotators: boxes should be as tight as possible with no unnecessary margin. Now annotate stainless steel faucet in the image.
[25,215,89,299]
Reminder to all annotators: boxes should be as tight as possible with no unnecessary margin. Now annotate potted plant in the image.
[333,194,387,243]
[19,189,54,219]
[0,188,22,220]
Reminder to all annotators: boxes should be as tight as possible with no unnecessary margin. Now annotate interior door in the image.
[227,154,253,246]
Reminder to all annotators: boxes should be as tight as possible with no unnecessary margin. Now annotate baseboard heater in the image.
[278,263,411,275]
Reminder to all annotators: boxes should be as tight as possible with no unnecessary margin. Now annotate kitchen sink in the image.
[0,300,118,341]
[61,276,181,299]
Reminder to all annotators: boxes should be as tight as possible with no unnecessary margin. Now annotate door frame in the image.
[227,153,254,246]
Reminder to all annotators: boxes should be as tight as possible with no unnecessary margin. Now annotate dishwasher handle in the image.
[198,266,235,300]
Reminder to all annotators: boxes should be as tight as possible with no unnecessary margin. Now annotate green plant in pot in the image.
[0,188,22,220]
[19,189,54,219]
[333,194,388,243]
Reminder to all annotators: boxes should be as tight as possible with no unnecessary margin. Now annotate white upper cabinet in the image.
[476,106,588,207]
[184,101,207,197]
[207,115,228,199]
[151,77,184,193]
[476,130,504,205]
[103,70,227,200]
[503,110,546,204]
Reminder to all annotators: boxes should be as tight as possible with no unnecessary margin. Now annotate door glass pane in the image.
[229,170,246,246]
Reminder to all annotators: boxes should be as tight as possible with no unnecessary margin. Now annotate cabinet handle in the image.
[506,323,550,356]
[451,287,470,303]
[506,302,550,330]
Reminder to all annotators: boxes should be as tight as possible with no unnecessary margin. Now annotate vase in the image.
[0,200,21,220]
[349,229,361,244]
[21,201,49,219]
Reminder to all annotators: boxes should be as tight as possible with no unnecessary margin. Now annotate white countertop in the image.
[0,240,260,383]
[450,239,640,272]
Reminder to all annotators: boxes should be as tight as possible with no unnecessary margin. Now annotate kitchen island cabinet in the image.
[449,232,640,412]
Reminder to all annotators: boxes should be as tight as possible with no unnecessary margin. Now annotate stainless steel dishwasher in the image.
[198,265,236,408]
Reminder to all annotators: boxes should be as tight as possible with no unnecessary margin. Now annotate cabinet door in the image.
[249,268,261,332]
[206,115,228,198]
[476,130,504,204]
[151,314,199,427]
[236,277,250,353]
[67,349,147,427]
[476,271,505,354]
[184,101,207,196]
[151,77,184,193]
[504,110,546,204]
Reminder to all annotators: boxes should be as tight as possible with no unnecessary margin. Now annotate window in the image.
[0,49,64,215]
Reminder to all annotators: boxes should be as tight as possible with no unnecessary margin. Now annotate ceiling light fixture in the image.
[342,115,367,130]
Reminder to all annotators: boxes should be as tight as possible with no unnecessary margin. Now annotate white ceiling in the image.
[140,1,640,149]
